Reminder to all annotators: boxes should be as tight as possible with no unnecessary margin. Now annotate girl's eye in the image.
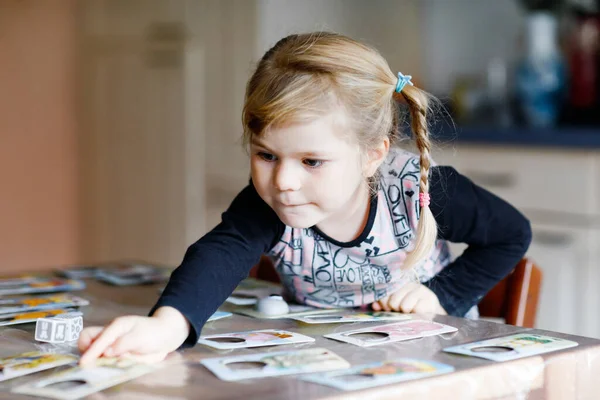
[258,152,276,162]
[303,159,324,168]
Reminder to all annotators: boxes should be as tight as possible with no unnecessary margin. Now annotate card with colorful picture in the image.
[55,266,101,279]
[95,263,171,286]
[0,275,40,287]
[225,289,282,306]
[201,347,350,381]
[224,278,282,305]
[11,357,158,400]
[443,333,579,362]
[207,311,232,322]
[292,311,411,324]
[197,329,314,350]
[0,277,85,296]
[324,319,458,347]
[0,294,89,315]
[234,303,344,320]
[0,351,78,382]
[0,308,78,327]
[300,358,455,390]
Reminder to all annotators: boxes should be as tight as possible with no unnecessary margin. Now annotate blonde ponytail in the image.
[395,85,438,269]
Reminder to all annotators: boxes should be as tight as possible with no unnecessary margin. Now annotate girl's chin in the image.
[276,212,320,229]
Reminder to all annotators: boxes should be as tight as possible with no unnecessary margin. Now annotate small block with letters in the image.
[35,311,84,343]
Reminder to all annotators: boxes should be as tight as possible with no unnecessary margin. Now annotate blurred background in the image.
[1,0,600,338]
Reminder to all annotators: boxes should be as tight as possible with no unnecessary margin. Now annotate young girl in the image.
[78,32,531,365]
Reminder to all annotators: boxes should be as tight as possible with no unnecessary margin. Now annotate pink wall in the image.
[0,0,79,273]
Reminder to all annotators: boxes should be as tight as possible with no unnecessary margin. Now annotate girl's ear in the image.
[363,137,390,177]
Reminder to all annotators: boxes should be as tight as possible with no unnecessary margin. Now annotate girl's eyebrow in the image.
[250,137,276,151]
[251,138,334,158]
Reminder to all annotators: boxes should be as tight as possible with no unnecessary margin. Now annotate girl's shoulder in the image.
[380,148,420,180]
[380,148,439,181]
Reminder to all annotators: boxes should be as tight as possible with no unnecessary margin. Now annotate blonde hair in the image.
[242,32,437,270]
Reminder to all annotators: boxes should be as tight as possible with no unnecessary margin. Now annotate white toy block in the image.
[35,312,83,343]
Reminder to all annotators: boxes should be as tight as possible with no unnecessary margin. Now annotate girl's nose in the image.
[274,162,301,192]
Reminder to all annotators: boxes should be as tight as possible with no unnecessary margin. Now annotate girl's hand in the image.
[78,306,190,366]
[371,283,447,315]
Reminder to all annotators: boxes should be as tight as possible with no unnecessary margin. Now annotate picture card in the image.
[224,278,282,305]
[55,266,101,279]
[0,277,85,296]
[12,357,158,400]
[324,319,458,347]
[200,347,350,381]
[234,303,344,320]
[0,293,89,315]
[0,351,78,382]
[300,358,454,390]
[207,311,232,322]
[0,275,40,287]
[95,263,171,286]
[292,311,411,324]
[443,333,579,362]
[197,329,314,350]
[0,308,78,327]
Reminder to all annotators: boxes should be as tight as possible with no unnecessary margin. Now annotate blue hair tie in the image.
[395,72,414,93]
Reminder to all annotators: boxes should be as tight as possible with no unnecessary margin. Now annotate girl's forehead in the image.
[259,110,356,145]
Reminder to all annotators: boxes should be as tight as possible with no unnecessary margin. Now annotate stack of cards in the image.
[0,293,89,314]
[201,347,350,381]
[300,358,455,390]
[198,329,314,350]
[0,308,79,327]
[0,293,89,327]
[0,276,85,296]
[324,320,458,347]
[55,266,101,279]
[95,263,171,286]
[443,333,579,361]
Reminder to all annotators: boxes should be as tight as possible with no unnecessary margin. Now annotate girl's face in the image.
[250,111,369,233]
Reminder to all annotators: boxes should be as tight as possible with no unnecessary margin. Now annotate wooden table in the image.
[1,279,599,400]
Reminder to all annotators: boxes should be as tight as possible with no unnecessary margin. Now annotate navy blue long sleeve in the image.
[150,184,285,346]
[423,166,532,316]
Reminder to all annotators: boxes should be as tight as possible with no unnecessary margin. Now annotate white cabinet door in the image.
[528,223,593,336]
[580,228,600,338]
[80,1,206,264]
[80,0,259,263]
[434,145,597,215]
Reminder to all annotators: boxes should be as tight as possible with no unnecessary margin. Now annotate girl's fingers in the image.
[79,318,133,366]
[413,298,433,314]
[77,326,104,354]
[387,287,410,312]
[398,288,420,313]
[378,297,392,312]
[107,331,143,357]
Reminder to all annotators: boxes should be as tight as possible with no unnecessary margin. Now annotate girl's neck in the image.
[316,182,372,243]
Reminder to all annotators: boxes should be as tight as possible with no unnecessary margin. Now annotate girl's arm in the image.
[149,183,284,346]
[423,166,532,317]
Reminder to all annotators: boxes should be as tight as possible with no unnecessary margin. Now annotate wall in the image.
[0,0,79,273]
[256,0,423,82]
[420,0,524,95]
